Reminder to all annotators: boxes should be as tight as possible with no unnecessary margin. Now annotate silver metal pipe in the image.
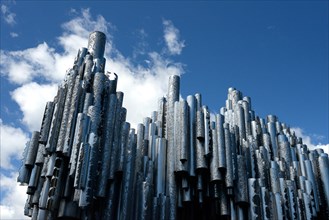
[187,95,196,177]
[156,138,167,196]
[39,102,54,144]
[210,128,221,182]
[242,100,251,137]
[318,153,329,210]
[202,105,211,157]
[87,31,106,59]
[236,103,246,144]
[25,132,40,167]
[304,159,320,212]
[236,155,248,203]
[63,72,83,156]
[216,114,226,172]
[224,123,234,191]
[166,75,180,220]
[56,71,77,153]
[148,122,157,161]
[267,121,278,159]
[180,100,189,162]
[248,178,262,219]
[96,93,117,197]
[109,93,125,180]
[196,111,207,171]
[119,129,136,220]
[117,122,131,172]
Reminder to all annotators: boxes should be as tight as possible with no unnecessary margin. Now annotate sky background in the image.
[1,1,328,219]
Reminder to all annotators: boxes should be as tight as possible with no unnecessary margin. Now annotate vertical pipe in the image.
[187,95,196,177]
[216,113,226,172]
[224,123,234,191]
[166,75,180,220]
[210,128,221,182]
[318,153,329,210]
[267,120,278,159]
[180,100,189,162]
[39,102,55,144]
[202,105,211,157]
[25,132,40,167]
[156,138,167,196]
[87,31,106,59]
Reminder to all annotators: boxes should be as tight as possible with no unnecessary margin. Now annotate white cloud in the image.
[1,9,185,131]
[1,4,16,25]
[107,51,184,127]
[0,9,114,86]
[163,19,185,55]
[9,32,18,38]
[1,43,69,85]
[0,119,29,170]
[11,83,58,132]
[59,8,115,55]
[292,127,329,155]
[0,172,28,220]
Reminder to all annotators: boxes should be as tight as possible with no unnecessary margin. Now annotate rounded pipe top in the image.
[87,31,106,59]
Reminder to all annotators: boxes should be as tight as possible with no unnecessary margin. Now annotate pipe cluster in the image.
[18,31,329,219]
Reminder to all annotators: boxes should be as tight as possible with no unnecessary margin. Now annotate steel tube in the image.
[187,95,196,177]
[210,128,221,182]
[224,123,234,190]
[156,138,167,196]
[202,105,211,157]
[25,132,40,167]
[87,31,106,59]
[216,113,226,172]
[39,102,54,144]
[166,75,180,220]
[318,153,329,210]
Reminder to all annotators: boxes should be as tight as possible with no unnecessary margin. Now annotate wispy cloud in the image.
[163,19,185,55]
[1,4,16,25]
[9,32,18,38]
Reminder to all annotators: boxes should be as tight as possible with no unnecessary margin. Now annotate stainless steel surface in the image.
[17,31,329,219]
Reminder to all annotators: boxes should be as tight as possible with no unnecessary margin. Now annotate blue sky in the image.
[1,1,328,219]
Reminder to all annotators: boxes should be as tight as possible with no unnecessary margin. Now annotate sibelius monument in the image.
[17,31,329,219]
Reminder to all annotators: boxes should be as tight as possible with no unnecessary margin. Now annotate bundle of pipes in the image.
[17,31,329,220]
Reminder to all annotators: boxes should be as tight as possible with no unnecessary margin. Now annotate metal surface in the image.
[17,31,329,220]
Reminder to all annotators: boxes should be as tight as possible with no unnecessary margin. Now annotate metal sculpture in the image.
[18,31,329,219]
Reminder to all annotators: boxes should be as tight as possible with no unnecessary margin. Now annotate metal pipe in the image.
[318,153,329,211]
[156,138,167,196]
[39,102,55,144]
[180,100,189,162]
[63,72,83,156]
[216,113,226,172]
[56,71,77,153]
[210,128,221,182]
[202,105,211,157]
[224,123,234,191]
[166,75,180,220]
[87,31,106,59]
[25,132,40,167]
[187,95,196,177]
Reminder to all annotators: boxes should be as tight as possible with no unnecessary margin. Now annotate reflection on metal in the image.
[18,31,329,219]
